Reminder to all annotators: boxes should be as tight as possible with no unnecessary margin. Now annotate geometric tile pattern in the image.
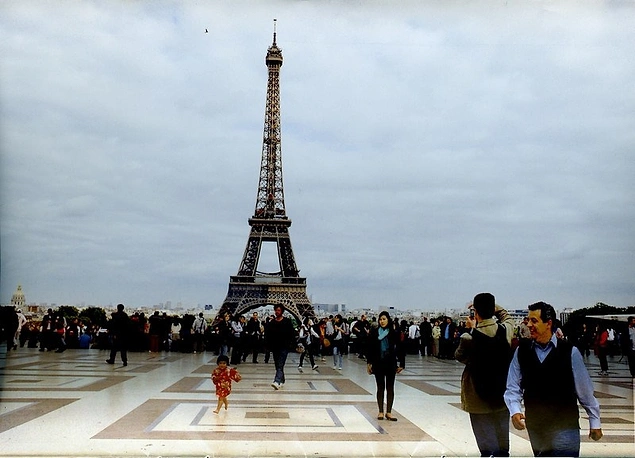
[0,397,78,433]
[93,399,429,441]
[0,344,633,456]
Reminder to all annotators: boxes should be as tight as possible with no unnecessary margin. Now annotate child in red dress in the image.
[211,354,242,413]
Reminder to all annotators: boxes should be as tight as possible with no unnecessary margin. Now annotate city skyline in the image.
[1,2,634,312]
[5,282,622,319]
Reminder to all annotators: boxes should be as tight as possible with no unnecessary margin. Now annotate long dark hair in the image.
[378,311,391,328]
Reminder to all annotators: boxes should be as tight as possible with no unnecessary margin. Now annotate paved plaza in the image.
[0,344,633,457]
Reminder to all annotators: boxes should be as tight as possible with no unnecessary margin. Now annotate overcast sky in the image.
[1,1,633,313]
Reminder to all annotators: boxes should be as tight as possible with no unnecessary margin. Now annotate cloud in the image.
[1,1,634,311]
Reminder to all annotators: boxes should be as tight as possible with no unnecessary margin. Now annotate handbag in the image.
[323,338,331,348]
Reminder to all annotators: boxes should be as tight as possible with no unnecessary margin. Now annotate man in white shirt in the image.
[192,313,207,353]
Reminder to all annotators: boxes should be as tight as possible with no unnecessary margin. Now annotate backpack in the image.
[468,324,512,405]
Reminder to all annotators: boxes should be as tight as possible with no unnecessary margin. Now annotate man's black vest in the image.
[518,339,580,430]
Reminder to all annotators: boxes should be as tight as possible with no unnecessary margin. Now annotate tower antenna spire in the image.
[273,18,277,45]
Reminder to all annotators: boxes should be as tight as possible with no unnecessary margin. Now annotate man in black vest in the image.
[504,301,602,457]
[456,292,514,457]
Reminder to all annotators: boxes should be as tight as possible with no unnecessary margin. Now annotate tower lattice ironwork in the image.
[215,22,315,323]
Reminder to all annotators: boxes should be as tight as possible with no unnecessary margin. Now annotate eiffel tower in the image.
[215,22,315,323]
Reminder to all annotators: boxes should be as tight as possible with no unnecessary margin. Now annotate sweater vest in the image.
[518,339,579,430]
[468,324,511,408]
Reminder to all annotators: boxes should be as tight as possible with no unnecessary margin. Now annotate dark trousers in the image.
[230,336,242,364]
[469,410,510,457]
[40,330,54,350]
[299,344,315,368]
[597,346,609,371]
[193,333,205,353]
[247,335,260,362]
[440,338,453,358]
[627,349,635,378]
[272,348,289,384]
[149,334,159,352]
[109,337,128,364]
[373,364,396,414]
[356,338,367,357]
[420,338,433,356]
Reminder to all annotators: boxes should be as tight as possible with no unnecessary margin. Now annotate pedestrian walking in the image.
[504,301,602,457]
[455,293,514,457]
[265,305,296,390]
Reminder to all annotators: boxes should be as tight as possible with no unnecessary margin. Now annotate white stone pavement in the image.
[0,344,633,457]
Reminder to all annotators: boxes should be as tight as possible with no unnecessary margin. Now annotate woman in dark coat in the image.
[366,311,405,421]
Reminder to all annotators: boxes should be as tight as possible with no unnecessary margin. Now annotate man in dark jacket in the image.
[244,311,262,363]
[455,293,514,457]
[419,317,433,356]
[352,315,370,359]
[265,305,296,390]
[106,303,130,366]
[39,309,54,351]
[440,316,456,359]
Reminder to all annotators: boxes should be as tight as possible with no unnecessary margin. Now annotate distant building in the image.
[10,284,26,309]
[313,303,346,315]
[560,307,575,325]
[508,309,528,321]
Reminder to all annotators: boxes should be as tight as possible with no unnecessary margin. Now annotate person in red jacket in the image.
[211,354,241,413]
[594,324,609,376]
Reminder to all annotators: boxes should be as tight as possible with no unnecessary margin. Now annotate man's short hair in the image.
[528,301,556,327]
[472,293,495,319]
[274,305,284,311]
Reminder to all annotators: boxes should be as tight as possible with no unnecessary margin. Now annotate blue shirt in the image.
[504,333,601,429]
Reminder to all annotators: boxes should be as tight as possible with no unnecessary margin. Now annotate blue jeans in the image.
[469,410,510,457]
[528,427,580,457]
[332,340,344,368]
[273,348,289,384]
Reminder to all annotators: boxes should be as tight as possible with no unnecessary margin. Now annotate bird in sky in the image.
[205,28,208,33]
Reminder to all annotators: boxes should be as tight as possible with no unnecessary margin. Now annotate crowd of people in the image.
[2,307,91,352]
[394,312,634,381]
[3,304,634,376]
